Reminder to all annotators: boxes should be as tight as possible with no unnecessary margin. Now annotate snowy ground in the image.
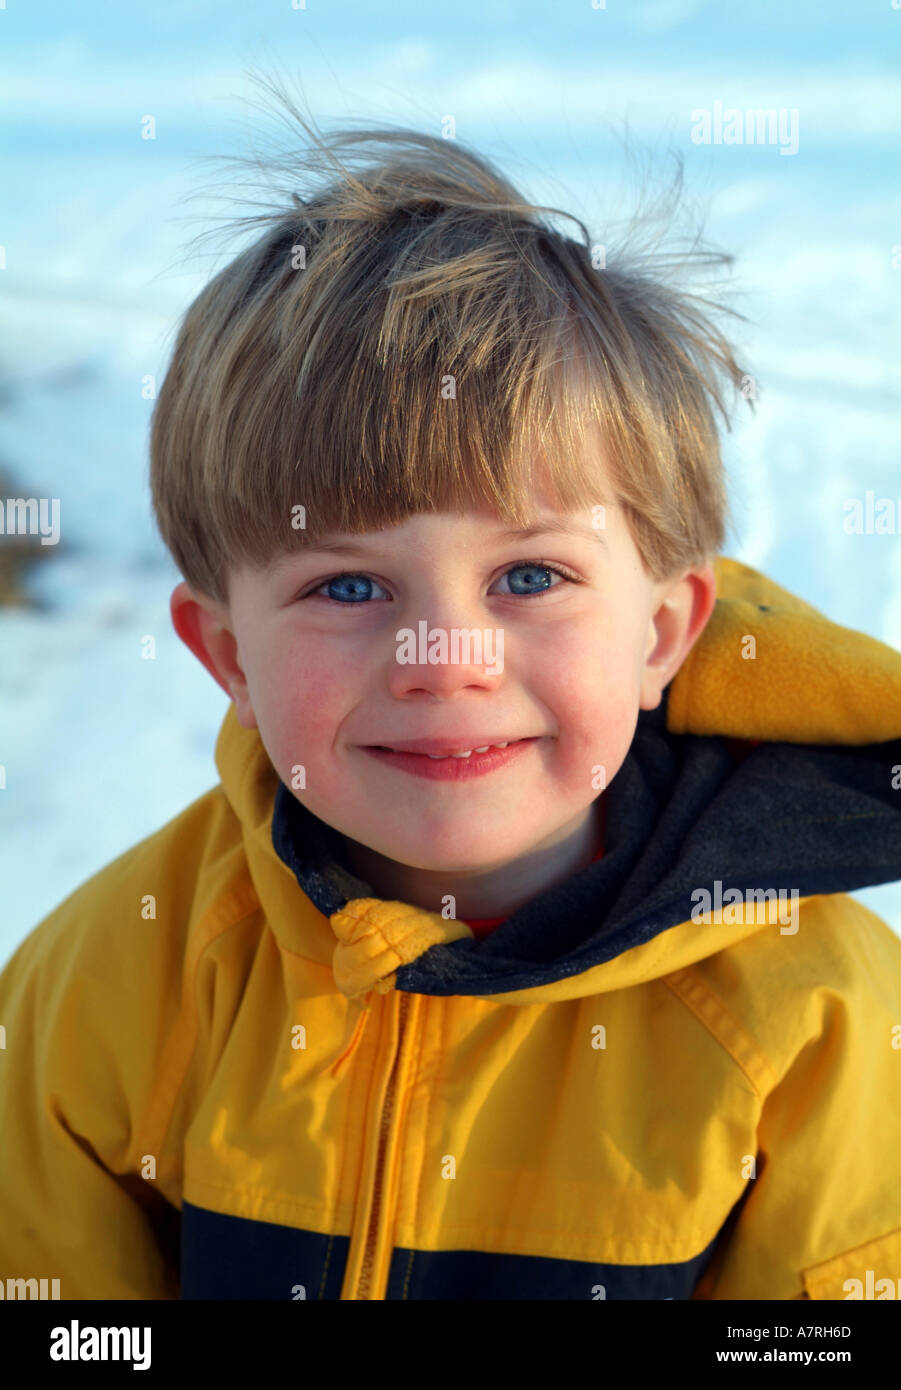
[1,3,899,963]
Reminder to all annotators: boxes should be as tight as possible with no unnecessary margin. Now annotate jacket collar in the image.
[269,691,901,998]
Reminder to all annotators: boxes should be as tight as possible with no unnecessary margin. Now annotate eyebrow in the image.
[271,519,608,569]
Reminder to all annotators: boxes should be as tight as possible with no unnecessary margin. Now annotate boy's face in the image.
[172,485,716,915]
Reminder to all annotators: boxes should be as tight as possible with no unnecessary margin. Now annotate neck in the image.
[340,797,605,921]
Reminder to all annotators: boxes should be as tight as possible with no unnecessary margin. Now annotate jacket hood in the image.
[216,556,901,1005]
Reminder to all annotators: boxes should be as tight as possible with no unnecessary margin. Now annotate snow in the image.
[1,4,899,962]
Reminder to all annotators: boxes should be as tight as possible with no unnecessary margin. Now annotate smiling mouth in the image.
[367,737,533,760]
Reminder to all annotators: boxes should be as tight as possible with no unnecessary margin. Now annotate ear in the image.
[639,563,717,711]
[169,581,258,729]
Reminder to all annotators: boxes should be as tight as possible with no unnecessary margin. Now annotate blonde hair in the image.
[150,86,752,604]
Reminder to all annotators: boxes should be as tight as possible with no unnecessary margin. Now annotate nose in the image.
[386,610,506,698]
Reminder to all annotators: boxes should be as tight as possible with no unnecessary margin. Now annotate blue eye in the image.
[304,561,576,605]
[497,562,569,597]
[315,573,388,604]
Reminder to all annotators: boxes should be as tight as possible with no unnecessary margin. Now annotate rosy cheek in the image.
[276,688,333,759]
[584,647,642,744]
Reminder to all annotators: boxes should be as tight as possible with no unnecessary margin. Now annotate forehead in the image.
[256,422,620,580]
[268,509,610,567]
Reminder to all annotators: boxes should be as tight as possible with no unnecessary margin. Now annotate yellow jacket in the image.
[1,557,900,1300]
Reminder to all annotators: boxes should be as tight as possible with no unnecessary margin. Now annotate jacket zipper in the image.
[356,989,412,1299]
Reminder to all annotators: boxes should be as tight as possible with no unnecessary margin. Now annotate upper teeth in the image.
[423,742,511,759]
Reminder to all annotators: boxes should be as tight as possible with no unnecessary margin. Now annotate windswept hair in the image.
[150,75,752,603]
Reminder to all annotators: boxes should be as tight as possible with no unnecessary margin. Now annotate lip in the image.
[360,737,539,781]
[363,735,535,756]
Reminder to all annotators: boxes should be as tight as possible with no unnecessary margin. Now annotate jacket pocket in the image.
[801,1227,901,1300]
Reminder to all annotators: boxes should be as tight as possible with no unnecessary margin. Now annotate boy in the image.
[2,119,900,1302]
